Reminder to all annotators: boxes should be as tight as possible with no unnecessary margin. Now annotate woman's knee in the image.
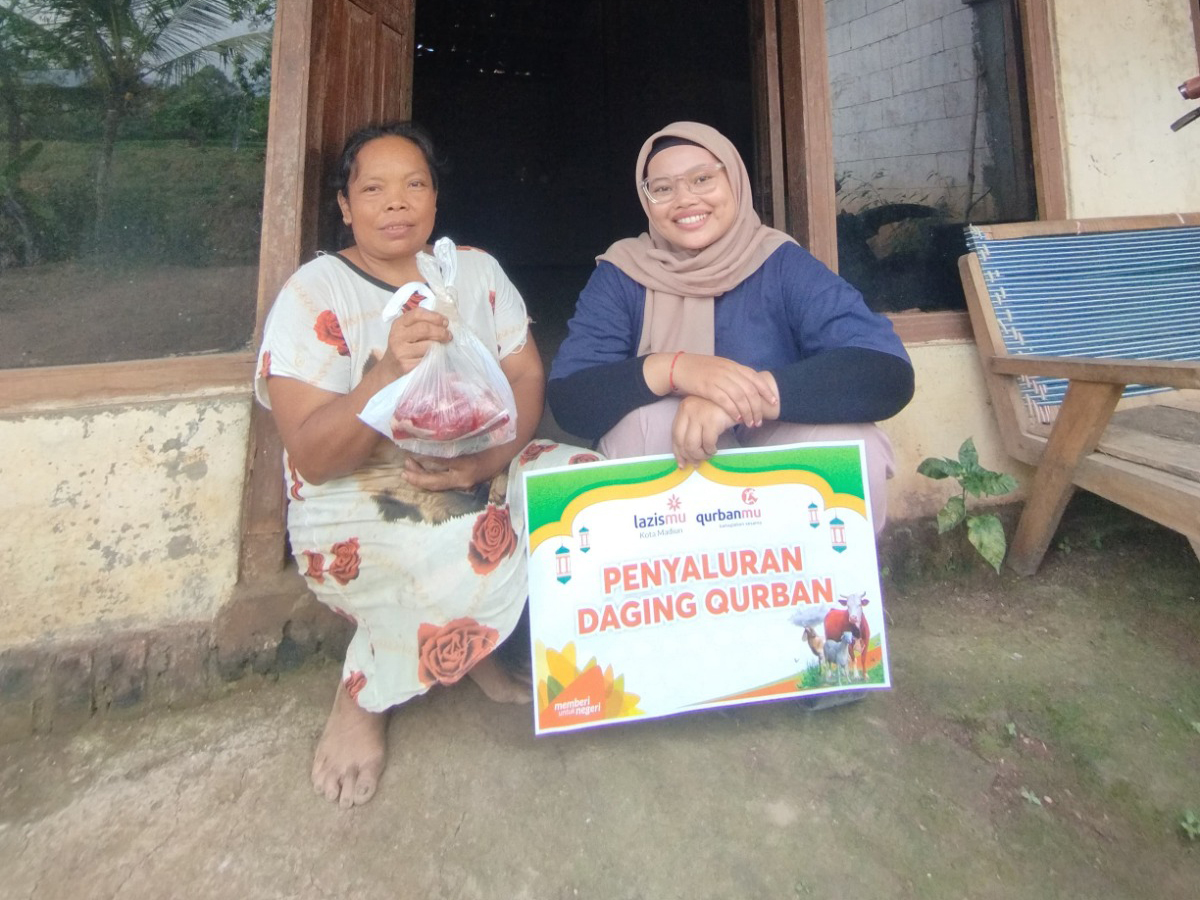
[598,399,681,459]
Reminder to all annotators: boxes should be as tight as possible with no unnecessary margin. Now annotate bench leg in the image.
[1008,380,1124,575]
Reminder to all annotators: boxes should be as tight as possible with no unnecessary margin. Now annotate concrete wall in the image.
[0,393,250,652]
[881,339,1029,516]
[827,0,992,218]
[1054,0,1200,217]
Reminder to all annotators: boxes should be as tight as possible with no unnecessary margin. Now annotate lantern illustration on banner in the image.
[578,526,591,552]
[808,502,820,528]
[555,545,572,584]
[829,516,847,553]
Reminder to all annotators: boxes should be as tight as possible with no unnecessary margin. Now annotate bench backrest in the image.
[965,223,1200,424]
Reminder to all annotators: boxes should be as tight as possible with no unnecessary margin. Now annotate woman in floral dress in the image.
[256,121,598,808]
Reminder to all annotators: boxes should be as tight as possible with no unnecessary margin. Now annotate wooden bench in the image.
[958,214,1200,575]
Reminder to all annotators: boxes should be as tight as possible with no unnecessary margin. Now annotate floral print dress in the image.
[255,248,600,712]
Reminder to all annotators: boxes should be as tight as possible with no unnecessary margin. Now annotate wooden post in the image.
[1007,380,1123,575]
[1016,0,1069,220]
[749,0,787,228]
[776,0,838,269]
[238,0,316,582]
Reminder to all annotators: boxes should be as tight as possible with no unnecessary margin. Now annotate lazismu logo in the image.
[695,506,762,526]
[632,510,687,529]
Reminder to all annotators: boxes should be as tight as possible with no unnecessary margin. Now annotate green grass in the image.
[13,139,266,266]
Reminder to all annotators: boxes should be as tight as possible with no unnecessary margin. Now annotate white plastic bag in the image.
[358,238,518,457]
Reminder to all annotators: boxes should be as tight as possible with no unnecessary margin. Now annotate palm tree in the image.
[0,0,270,249]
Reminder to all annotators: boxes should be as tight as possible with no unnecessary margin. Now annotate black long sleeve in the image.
[771,346,914,423]
[547,356,658,441]
[548,347,913,442]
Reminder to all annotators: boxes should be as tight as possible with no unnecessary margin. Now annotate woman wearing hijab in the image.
[547,121,914,528]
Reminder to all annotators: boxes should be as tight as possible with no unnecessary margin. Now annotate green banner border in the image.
[525,444,864,535]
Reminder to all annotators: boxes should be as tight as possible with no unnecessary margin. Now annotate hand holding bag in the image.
[358,239,518,457]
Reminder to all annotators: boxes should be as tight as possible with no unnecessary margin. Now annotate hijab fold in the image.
[597,122,795,356]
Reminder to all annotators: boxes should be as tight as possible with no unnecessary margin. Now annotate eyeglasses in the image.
[641,163,726,204]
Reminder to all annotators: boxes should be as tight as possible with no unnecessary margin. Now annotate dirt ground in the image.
[0,262,259,368]
[1,496,1198,899]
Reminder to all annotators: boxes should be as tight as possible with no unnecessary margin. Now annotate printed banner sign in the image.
[523,441,889,735]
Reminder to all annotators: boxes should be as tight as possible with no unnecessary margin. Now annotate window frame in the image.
[760,0,1066,343]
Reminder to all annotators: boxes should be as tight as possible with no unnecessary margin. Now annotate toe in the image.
[311,756,329,793]
[353,772,378,806]
[337,767,360,808]
[322,768,346,804]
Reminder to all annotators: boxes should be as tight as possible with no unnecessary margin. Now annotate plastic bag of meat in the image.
[358,239,518,457]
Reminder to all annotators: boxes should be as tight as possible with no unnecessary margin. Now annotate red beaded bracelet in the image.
[668,351,684,393]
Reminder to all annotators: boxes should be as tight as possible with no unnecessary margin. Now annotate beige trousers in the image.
[597,399,894,531]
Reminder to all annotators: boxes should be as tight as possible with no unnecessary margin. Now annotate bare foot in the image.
[311,679,388,808]
[467,655,533,704]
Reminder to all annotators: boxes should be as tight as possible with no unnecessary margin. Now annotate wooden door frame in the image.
[775,0,839,270]
[750,0,837,270]
[236,0,416,583]
[1017,0,1067,219]
[237,0,314,582]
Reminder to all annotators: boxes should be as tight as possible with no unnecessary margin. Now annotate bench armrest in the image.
[989,354,1200,390]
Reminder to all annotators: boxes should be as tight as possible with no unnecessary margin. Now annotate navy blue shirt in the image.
[548,243,914,441]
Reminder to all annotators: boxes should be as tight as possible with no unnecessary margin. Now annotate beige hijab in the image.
[598,121,795,355]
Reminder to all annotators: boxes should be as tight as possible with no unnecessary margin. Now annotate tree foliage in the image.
[0,1,271,249]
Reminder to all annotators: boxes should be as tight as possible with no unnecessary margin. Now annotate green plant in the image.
[917,438,1018,573]
[1181,809,1200,841]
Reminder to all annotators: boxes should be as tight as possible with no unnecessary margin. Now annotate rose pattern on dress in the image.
[416,617,499,686]
[314,309,350,356]
[302,550,325,584]
[327,538,361,585]
[259,350,271,380]
[518,441,559,465]
[401,289,426,314]
[467,503,517,575]
[344,671,367,701]
[287,459,304,502]
[488,289,496,312]
[569,453,600,465]
[302,538,360,585]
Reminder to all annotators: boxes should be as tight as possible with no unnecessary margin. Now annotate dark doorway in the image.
[411,0,755,340]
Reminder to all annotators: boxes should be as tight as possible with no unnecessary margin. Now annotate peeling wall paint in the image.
[0,396,251,649]
[1055,0,1200,216]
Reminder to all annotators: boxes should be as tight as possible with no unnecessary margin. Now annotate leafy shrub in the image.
[917,438,1018,573]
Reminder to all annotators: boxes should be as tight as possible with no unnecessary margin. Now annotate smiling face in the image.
[643,143,736,252]
[336,135,437,270]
